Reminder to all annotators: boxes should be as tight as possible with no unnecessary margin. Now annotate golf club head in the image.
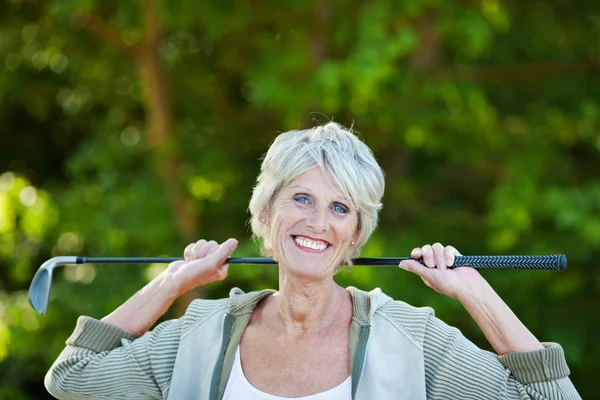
[28,256,78,315]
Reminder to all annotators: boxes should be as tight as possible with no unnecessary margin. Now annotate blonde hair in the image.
[248,122,385,267]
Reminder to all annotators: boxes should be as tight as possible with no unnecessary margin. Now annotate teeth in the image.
[294,236,328,251]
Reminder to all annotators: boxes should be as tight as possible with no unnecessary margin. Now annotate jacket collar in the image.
[227,287,275,316]
[226,286,393,325]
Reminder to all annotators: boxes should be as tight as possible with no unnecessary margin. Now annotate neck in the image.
[274,274,350,336]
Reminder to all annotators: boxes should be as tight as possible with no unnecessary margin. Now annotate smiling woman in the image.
[44,122,581,400]
[263,167,361,280]
[249,123,385,268]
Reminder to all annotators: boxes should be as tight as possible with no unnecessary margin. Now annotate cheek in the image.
[270,224,289,247]
[272,203,304,229]
[267,205,296,244]
[334,215,359,238]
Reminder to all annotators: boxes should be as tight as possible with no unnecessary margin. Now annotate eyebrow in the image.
[288,185,351,205]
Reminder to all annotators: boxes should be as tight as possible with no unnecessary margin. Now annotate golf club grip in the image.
[450,254,566,270]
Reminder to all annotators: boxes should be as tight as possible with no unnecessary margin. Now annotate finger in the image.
[444,245,459,267]
[433,242,446,271]
[209,239,238,266]
[216,239,238,279]
[186,240,207,261]
[422,244,435,268]
[196,240,217,260]
[203,241,219,257]
[218,263,229,280]
[411,248,423,259]
[190,239,208,260]
[399,260,433,281]
[184,243,195,261]
[193,240,216,259]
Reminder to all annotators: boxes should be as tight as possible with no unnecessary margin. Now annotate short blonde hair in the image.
[248,122,385,266]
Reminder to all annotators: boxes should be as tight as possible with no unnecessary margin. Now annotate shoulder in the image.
[185,297,230,321]
[176,297,228,339]
[356,287,436,347]
[375,298,436,345]
[181,287,275,336]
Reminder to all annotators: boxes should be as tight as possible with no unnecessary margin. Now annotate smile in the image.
[292,235,331,252]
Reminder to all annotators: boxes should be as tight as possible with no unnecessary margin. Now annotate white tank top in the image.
[222,346,352,400]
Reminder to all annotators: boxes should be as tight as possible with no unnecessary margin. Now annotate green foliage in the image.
[1,0,599,397]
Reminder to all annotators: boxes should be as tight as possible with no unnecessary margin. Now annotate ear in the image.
[258,208,271,224]
[352,221,361,243]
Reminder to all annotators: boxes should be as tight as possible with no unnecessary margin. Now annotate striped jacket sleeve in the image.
[421,311,581,399]
[44,315,184,400]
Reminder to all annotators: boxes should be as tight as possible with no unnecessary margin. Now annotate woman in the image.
[45,123,580,399]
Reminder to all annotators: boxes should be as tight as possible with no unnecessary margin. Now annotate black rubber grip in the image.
[449,254,566,270]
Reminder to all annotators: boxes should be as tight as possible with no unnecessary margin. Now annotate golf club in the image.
[28,254,567,315]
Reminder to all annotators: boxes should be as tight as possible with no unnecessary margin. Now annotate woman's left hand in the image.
[399,243,486,301]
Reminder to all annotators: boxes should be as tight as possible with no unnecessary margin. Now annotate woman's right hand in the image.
[165,238,238,297]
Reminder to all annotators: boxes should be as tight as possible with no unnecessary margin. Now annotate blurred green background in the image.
[1,0,598,398]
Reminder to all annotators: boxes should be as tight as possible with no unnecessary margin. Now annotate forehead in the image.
[284,167,349,200]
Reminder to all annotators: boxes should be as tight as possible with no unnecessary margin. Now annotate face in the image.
[263,166,360,280]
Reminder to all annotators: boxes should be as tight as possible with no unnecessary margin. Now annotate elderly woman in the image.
[45,123,580,400]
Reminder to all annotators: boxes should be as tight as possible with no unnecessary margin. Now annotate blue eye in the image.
[294,195,310,204]
[332,203,348,214]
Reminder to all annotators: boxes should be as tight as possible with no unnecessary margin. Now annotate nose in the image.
[306,206,329,233]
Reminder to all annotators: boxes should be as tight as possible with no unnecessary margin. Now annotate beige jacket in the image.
[45,287,580,399]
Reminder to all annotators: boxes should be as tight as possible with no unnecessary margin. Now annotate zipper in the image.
[209,313,234,400]
[351,325,371,399]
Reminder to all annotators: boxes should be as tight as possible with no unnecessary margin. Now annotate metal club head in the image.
[28,256,78,315]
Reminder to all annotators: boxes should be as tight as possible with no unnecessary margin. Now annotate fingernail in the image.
[399,262,407,270]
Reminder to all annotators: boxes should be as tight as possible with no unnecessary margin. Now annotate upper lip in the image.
[293,235,331,246]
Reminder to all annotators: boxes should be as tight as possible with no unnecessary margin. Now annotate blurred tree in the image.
[0,0,598,397]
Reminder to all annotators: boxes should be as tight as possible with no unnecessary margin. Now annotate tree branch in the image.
[76,11,136,57]
[409,14,442,71]
[75,2,197,243]
[134,1,198,242]
[140,0,161,48]
[300,0,333,126]
[308,0,333,71]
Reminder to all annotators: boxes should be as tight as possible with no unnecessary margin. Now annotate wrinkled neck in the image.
[274,274,350,336]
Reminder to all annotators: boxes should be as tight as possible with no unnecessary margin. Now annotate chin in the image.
[274,236,343,278]
[289,254,337,278]
[286,265,334,281]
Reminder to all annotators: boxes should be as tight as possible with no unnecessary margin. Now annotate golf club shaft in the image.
[27,254,567,316]
[76,254,567,270]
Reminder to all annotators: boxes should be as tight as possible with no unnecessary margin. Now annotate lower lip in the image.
[292,237,330,253]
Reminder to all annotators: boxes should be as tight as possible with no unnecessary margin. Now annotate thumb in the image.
[214,239,237,280]
[218,263,229,280]
[212,238,238,265]
[399,260,432,280]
